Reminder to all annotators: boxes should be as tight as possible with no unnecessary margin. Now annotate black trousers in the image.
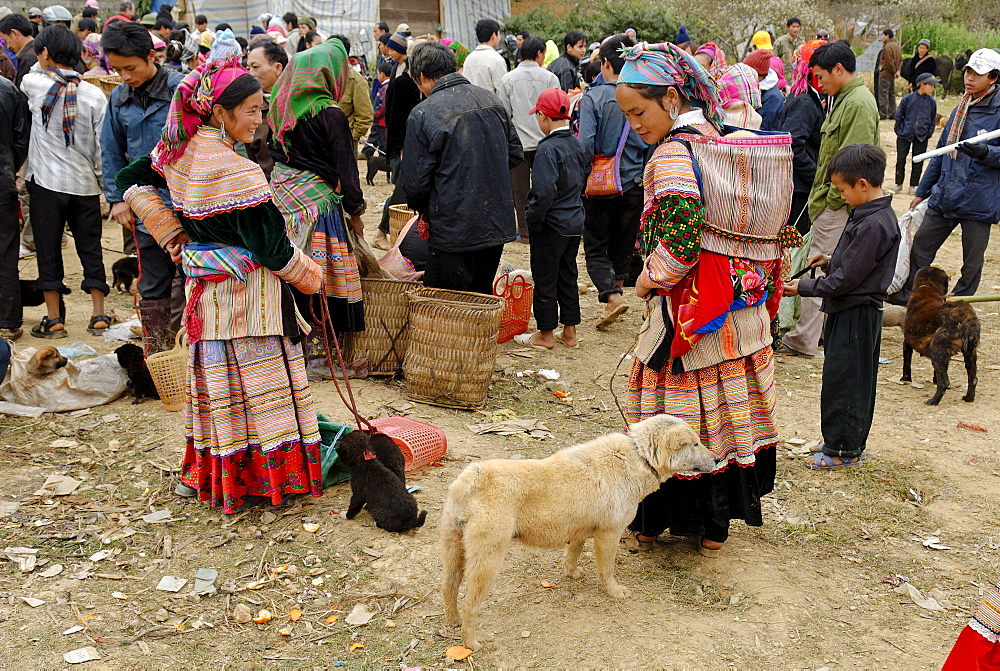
[28,180,108,295]
[787,191,811,235]
[899,206,993,300]
[820,304,882,459]
[136,228,179,301]
[423,244,504,296]
[378,155,405,234]
[509,149,536,239]
[583,185,643,303]
[528,229,580,331]
[895,136,929,187]
[0,198,20,328]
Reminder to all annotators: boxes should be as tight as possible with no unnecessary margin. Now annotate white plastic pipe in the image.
[913,127,1000,163]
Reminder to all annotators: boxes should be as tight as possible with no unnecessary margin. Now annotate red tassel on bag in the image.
[417,214,430,240]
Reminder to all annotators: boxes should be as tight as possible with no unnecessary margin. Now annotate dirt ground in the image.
[3,117,999,669]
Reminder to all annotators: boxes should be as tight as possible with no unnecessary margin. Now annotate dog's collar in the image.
[361,450,376,461]
[627,433,660,478]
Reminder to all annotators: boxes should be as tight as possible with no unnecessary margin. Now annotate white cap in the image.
[42,4,72,21]
[966,48,1000,75]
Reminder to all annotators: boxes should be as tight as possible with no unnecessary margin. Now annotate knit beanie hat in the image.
[674,25,690,45]
[387,32,408,55]
[743,49,772,76]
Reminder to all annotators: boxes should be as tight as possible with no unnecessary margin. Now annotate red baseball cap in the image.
[529,88,572,120]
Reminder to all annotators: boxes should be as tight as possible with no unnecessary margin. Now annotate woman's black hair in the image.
[33,25,81,67]
[304,31,319,45]
[214,73,262,111]
[77,17,98,33]
[81,7,97,18]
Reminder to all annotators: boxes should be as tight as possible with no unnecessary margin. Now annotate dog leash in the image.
[789,265,817,280]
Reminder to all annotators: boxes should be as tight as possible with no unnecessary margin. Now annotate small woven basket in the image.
[388,205,415,244]
[404,287,504,409]
[96,74,123,97]
[146,328,188,412]
[346,278,421,376]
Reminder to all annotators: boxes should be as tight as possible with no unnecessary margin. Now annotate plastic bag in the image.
[0,345,128,412]
[887,202,924,295]
[316,413,352,488]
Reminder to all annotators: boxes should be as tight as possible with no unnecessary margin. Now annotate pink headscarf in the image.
[695,42,728,78]
[717,63,761,109]
[154,55,252,167]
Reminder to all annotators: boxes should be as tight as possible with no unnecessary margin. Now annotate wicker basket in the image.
[388,204,415,244]
[146,328,188,412]
[95,74,123,98]
[346,278,421,376]
[404,288,504,409]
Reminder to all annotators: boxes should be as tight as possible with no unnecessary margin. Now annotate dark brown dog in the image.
[111,256,139,293]
[26,345,68,377]
[337,431,426,533]
[114,343,159,403]
[902,266,979,405]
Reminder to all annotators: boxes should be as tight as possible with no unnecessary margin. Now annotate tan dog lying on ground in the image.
[440,414,717,649]
[26,346,68,377]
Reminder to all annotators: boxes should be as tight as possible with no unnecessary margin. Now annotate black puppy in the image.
[361,144,391,186]
[112,256,139,293]
[337,431,426,532]
[114,343,159,403]
[369,432,406,484]
[20,280,66,319]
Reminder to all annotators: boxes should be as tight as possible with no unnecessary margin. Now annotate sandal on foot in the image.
[622,530,656,551]
[87,315,111,335]
[697,537,723,558]
[553,330,579,348]
[372,234,391,251]
[30,316,68,339]
[513,333,552,350]
[807,452,863,470]
[595,302,628,330]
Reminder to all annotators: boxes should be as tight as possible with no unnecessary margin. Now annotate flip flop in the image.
[513,333,552,350]
[553,330,579,348]
[595,302,629,330]
[621,530,656,551]
[697,537,722,558]
[807,452,864,470]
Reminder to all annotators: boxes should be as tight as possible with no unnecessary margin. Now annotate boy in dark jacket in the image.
[515,88,590,349]
[892,72,938,194]
[785,144,900,469]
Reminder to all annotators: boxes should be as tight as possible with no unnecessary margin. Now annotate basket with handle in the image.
[403,287,504,409]
[367,416,447,471]
[387,205,415,244]
[145,328,188,412]
[493,273,533,343]
[345,277,421,376]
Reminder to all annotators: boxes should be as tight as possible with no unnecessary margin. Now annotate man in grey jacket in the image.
[497,36,559,241]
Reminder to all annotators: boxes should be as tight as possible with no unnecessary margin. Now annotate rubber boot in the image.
[138,298,174,356]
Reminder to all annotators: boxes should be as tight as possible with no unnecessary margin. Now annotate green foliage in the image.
[898,19,1000,56]
[504,0,691,46]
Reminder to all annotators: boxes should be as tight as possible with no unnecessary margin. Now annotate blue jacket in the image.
[758,85,784,132]
[894,91,936,142]
[577,79,651,192]
[916,88,1000,224]
[100,67,184,205]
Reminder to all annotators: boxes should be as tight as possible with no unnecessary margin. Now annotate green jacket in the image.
[807,77,880,221]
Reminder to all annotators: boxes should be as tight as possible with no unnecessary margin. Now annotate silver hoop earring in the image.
[669,106,679,120]
[219,119,226,141]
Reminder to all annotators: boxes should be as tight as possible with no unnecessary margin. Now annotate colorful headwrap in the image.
[154,55,252,168]
[209,28,241,61]
[618,41,725,130]
[695,42,728,79]
[180,28,199,64]
[790,39,826,96]
[440,38,470,68]
[266,23,286,37]
[198,29,215,50]
[82,33,110,72]
[717,63,761,109]
[268,38,349,151]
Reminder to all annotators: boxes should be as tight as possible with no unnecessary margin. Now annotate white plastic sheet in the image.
[0,346,127,412]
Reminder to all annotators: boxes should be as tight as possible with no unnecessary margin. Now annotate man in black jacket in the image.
[780,73,826,233]
[400,42,523,295]
[547,30,586,92]
[0,74,29,339]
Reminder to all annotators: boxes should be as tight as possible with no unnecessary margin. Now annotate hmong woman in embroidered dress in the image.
[943,580,1000,668]
[267,39,365,355]
[116,56,325,514]
[615,42,797,557]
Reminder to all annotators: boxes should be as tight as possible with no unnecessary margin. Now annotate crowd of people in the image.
[0,6,998,662]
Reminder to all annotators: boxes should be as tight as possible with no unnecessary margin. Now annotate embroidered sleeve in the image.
[123,184,183,247]
[274,246,323,295]
[641,194,704,292]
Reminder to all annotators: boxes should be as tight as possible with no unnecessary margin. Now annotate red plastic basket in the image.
[494,273,533,343]
[367,416,448,471]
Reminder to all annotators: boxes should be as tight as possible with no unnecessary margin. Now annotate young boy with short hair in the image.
[892,71,939,194]
[784,144,901,469]
[514,88,590,350]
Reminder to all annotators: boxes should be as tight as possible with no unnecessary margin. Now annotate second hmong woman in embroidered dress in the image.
[267,39,366,345]
[615,42,799,557]
[116,56,326,514]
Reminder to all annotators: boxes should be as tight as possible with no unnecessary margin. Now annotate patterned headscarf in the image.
[82,33,110,72]
[790,39,825,96]
[209,28,241,61]
[717,63,761,109]
[695,42,728,79]
[618,41,725,130]
[154,55,251,167]
[440,38,470,68]
[180,28,199,65]
[268,38,349,150]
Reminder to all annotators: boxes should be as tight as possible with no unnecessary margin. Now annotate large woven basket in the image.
[388,204,415,244]
[146,328,188,412]
[96,74,123,98]
[404,288,504,409]
[346,278,421,376]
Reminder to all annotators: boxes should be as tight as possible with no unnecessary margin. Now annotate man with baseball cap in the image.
[27,7,41,34]
[892,71,939,194]
[897,48,1000,301]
